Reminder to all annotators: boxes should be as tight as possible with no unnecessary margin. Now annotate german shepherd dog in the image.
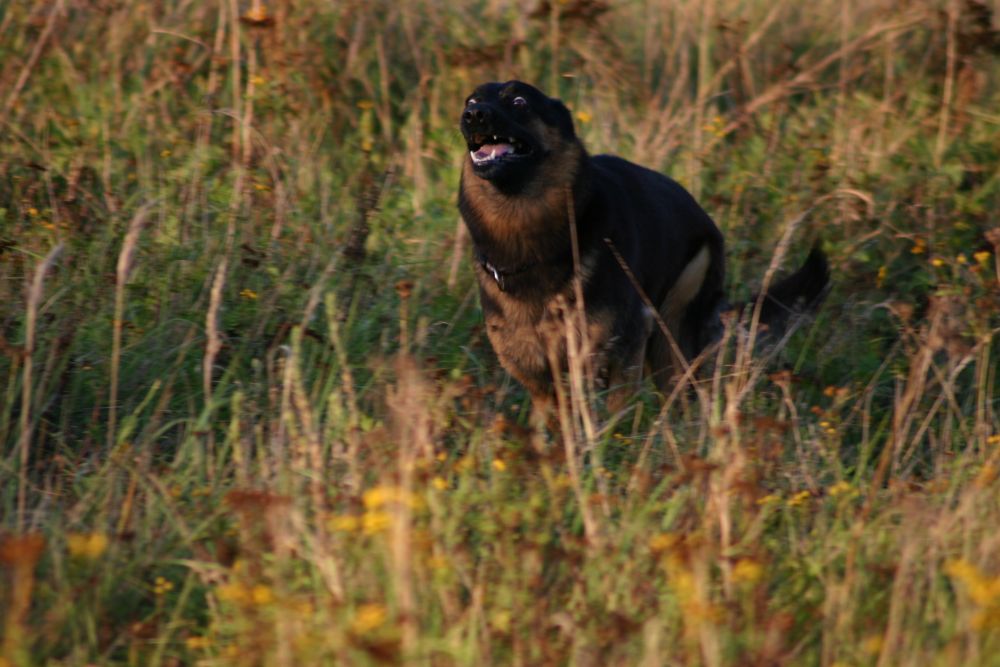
[458,80,829,418]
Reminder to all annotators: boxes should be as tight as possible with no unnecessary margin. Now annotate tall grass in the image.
[1,0,999,664]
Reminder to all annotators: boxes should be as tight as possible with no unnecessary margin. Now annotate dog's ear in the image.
[547,97,576,139]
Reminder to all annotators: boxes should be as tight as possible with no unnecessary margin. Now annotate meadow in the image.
[1,0,999,664]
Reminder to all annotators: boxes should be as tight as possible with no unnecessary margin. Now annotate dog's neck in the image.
[459,141,593,274]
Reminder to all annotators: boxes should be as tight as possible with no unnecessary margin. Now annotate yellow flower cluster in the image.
[876,265,888,287]
[216,581,274,607]
[67,533,108,560]
[350,603,387,635]
[787,490,812,507]
[732,558,763,584]
[828,480,855,498]
[944,558,1000,629]
[702,115,726,138]
[329,485,427,536]
[154,576,174,596]
[362,512,390,534]
[362,485,422,510]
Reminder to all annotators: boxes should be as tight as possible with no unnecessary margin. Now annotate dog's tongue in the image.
[473,143,514,161]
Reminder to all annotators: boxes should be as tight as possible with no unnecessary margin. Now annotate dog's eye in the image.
[512,96,527,108]
[466,98,477,106]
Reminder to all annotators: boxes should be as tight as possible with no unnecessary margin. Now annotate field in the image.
[2,0,1000,664]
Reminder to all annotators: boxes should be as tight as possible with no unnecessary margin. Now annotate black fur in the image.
[457,80,828,411]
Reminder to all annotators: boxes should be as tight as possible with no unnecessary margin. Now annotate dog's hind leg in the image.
[645,245,713,392]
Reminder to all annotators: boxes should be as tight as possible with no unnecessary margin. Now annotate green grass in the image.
[2,0,999,665]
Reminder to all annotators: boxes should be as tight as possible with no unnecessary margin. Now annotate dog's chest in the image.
[480,282,615,392]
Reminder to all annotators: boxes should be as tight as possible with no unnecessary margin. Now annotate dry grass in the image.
[1,0,999,665]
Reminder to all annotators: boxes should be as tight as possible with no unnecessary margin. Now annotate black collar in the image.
[476,251,534,292]
[474,248,574,292]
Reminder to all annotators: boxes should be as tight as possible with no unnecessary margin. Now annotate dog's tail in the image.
[752,246,831,336]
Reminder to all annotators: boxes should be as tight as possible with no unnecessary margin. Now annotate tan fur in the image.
[460,91,719,414]
[460,126,582,256]
[662,245,711,324]
[462,124,598,403]
[646,245,711,389]
[482,271,615,403]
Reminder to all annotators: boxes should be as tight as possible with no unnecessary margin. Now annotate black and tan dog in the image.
[458,80,828,416]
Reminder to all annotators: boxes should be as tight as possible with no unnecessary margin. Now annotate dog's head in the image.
[460,81,577,190]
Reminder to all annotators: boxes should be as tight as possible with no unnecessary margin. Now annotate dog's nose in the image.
[463,105,491,125]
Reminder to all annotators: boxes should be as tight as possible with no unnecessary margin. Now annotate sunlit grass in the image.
[1,0,999,665]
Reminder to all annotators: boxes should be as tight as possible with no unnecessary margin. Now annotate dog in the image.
[457,80,829,418]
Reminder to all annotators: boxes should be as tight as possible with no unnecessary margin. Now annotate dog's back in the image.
[457,80,829,414]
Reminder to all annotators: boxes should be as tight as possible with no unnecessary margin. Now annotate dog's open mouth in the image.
[468,134,531,165]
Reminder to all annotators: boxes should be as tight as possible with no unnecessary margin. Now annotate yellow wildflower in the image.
[956,253,968,264]
[491,458,506,472]
[329,514,360,532]
[361,511,390,535]
[431,477,448,490]
[350,603,387,634]
[185,635,211,650]
[251,585,273,605]
[973,251,991,265]
[787,490,811,507]
[67,532,108,560]
[216,582,250,604]
[363,486,387,507]
[930,257,945,267]
[240,288,258,300]
[732,558,763,584]
[154,576,174,595]
[828,480,853,497]
[362,485,416,509]
[575,110,592,125]
[944,559,1000,606]
[756,493,781,506]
